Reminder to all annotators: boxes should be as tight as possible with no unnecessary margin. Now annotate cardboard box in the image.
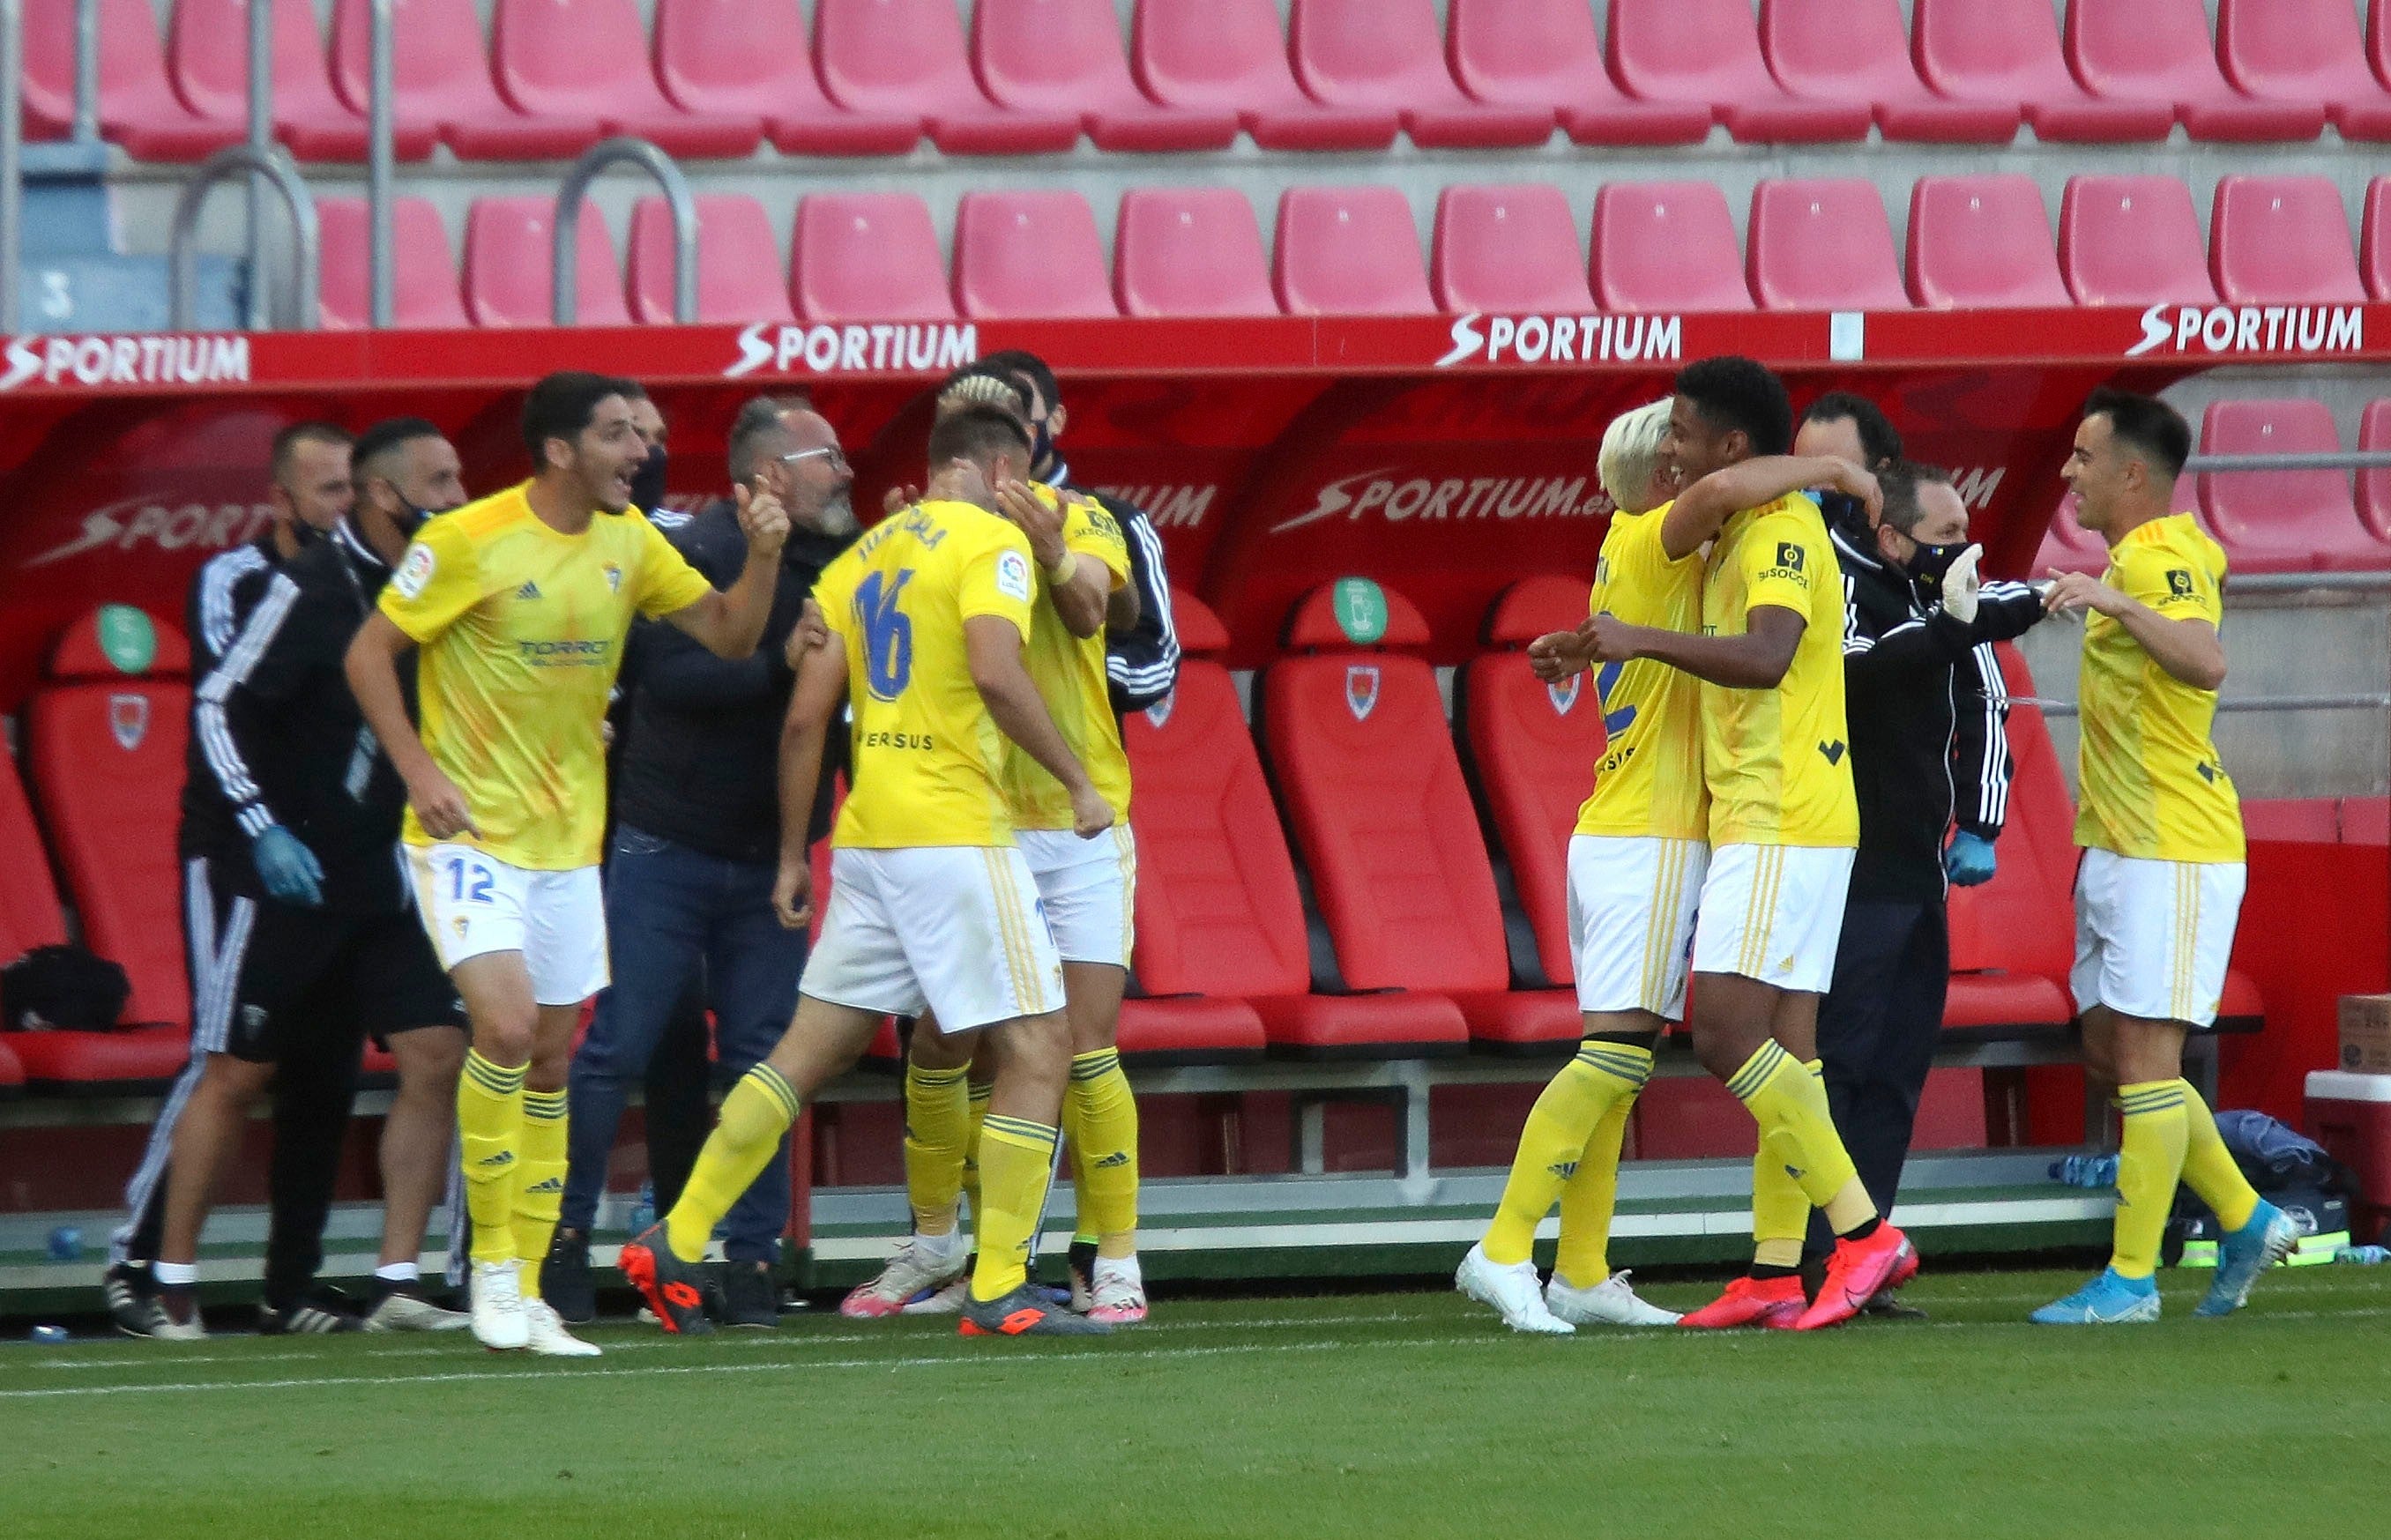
[2341,995,2391,1074]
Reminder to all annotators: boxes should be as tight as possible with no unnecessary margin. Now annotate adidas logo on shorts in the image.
[516,581,541,600]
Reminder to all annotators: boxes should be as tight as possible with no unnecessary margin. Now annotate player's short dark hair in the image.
[726,395,817,482]
[520,371,638,462]
[927,402,1032,472]
[2082,387,2191,481]
[1802,391,1904,467]
[1874,460,1954,538]
[270,421,353,484]
[1674,355,1792,458]
[979,348,1058,414]
[351,417,444,481]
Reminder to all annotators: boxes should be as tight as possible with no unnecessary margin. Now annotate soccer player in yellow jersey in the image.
[2031,389,2290,1325]
[622,404,1118,1339]
[345,373,790,1356]
[1584,357,1915,1331]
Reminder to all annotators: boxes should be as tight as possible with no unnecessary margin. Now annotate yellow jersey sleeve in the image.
[1575,506,1709,842]
[2116,529,2223,627]
[1735,512,1821,620]
[1063,495,1132,590]
[631,515,718,620]
[956,522,1038,644]
[380,512,489,644]
[810,547,860,645]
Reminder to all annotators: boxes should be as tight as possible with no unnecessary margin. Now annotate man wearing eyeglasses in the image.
[549,393,857,1328]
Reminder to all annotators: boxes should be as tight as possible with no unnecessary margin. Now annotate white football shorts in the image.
[406,844,608,1006]
[1689,843,1855,994]
[2070,848,2246,1029]
[1017,826,1136,970]
[801,845,1066,1033]
[1567,834,1708,1021]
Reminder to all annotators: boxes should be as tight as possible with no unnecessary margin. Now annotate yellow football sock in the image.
[2111,1080,2190,1279]
[904,1063,972,1236]
[1065,1049,1140,1258]
[511,1088,569,1300]
[961,1081,993,1228]
[1553,1091,1635,1290]
[664,1065,800,1265]
[1728,1041,1874,1235]
[970,1115,1059,1301]
[457,1050,525,1266]
[2176,1080,2261,1233]
[1485,1041,1650,1267]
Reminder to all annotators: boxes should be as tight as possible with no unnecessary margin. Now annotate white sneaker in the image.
[840,1232,969,1320]
[469,1260,529,1351]
[1087,1262,1148,1326]
[1546,1269,1682,1327]
[898,1279,968,1316]
[1455,1243,1574,1335]
[522,1298,602,1358]
[364,1290,471,1333]
[152,1294,207,1342]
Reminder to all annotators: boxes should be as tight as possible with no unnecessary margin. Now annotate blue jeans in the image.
[562,826,806,1263]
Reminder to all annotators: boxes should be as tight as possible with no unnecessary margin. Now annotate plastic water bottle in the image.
[2336,1245,2388,1265]
[46,1226,81,1261]
[30,1325,68,1345]
[2048,1153,2119,1188]
[628,1182,656,1237]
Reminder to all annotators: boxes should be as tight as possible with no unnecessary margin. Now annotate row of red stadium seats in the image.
[323,174,2391,331]
[24,0,2391,161]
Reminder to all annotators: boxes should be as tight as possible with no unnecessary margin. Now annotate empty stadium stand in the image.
[973,0,1239,153]
[317,196,470,331]
[1912,0,2176,140]
[1286,0,1553,150]
[1747,179,1911,311]
[2359,400,2391,542]
[1445,0,1710,147]
[488,0,763,160]
[652,0,922,155]
[1590,182,1753,313]
[1272,186,1435,317]
[2209,175,2369,306]
[1760,0,2022,144]
[952,190,1117,320]
[1606,0,1870,143]
[812,0,1080,155]
[2216,0,2391,139]
[1128,0,1398,151]
[1430,184,1593,316]
[1906,175,2071,309]
[2195,399,2391,575]
[1113,188,1278,318]
[168,0,439,161]
[2064,0,2326,141]
[461,196,630,327]
[629,193,793,324]
[327,0,600,160]
[23,0,242,158]
[789,193,957,323]
[2057,175,2220,306]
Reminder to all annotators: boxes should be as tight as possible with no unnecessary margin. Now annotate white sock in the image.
[1092,1254,1142,1290]
[375,1261,420,1284]
[153,1261,199,1287]
[916,1227,965,1261]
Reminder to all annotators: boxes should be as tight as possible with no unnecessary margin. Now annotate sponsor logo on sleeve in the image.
[1776,541,1806,571]
[995,548,1032,604]
[393,542,436,599]
[2166,569,2194,598]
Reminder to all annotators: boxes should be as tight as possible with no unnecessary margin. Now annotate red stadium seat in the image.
[2196,399,2391,575]
[2036,492,2111,577]
[317,197,469,331]
[23,0,241,159]
[1759,0,2022,143]
[2216,0,2391,140]
[952,191,1118,320]
[488,0,763,158]
[1130,0,1399,151]
[2066,0,2325,141]
[1431,185,1592,315]
[1905,175,2070,309]
[1444,0,1711,147]
[629,194,794,324]
[1590,182,1753,313]
[2209,176,2366,306]
[653,0,922,154]
[462,197,630,328]
[1942,644,2074,1033]
[8,1025,192,1092]
[813,0,1081,155]
[1114,189,1277,318]
[790,194,957,323]
[1288,0,1555,148]
[2362,178,2391,301]
[1747,179,1911,311]
[2357,399,2391,541]
[0,746,69,966]
[168,0,438,160]
[1605,0,1871,143]
[2343,797,2391,845]
[26,608,193,1028]
[328,0,600,160]
[974,0,1239,152]
[2241,799,2342,842]
[0,1038,20,1095]
[1911,0,2173,141]
[2058,175,2219,306]
[1273,187,1434,317]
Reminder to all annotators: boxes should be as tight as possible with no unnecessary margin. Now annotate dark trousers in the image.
[642,991,713,1216]
[1806,898,1949,1260]
[561,827,807,1263]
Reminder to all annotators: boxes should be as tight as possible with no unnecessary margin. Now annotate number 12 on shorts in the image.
[446,856,496,904]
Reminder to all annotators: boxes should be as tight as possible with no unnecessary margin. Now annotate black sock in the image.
[1841,1217,1881,1244]
[1749,1263,1801,1281]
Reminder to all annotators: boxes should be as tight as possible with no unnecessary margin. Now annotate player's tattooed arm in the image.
[772,632,849,929]
[2042,569,2226,690]
[965,614,1114,838]
[1586,604,1806,689]
[1663,458,1881,561]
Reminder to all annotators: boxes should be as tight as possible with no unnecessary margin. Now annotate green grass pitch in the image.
[4,1266,2384,1539]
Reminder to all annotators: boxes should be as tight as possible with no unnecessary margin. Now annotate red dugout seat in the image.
[463,197,630,327]
[329,0,600,160]
[168,0,439,160]
[1114,189,1278,318]
[2343,797,2391,845]
[0,743,69,970]
[1606,0,1871,143]
[813,0,1081,155]
[2209,176,2367,306]
[1912,0,2173,141]
[0,1038,21,1096]
[1273,187,1434,316]
[1760,0,2022,143]
[974,0,1239,152]
[952,191,1118,320]
[2241,799,2342,842]
[1590,182,1753,313]
[2217,0,2391,140]
[1288,0,1555,149]
[2058,175,2218,306]
[317,197,469,331]
[1432,185,1592,315]
[1747,179,1911,311]
[791,194,957,323]
[488,0,763,159]
[653,0,921,154]
[1941,644,2074,1034]
[2367,180,2391,302]
[630,194,795,324]
[1444,0,1711,147]
[1130,0,1399,151]
[1906,175,2070,309]
[2196,399,2391,575]
[2066,0,2325,141]
[2357,399,2391,541]
[23,0,242,159]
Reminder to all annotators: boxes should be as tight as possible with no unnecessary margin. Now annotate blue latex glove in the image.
[1945,830,1998,887]
[251,824,325,907]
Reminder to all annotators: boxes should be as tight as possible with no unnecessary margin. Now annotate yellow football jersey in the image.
[2074,512,2243,863]
[1574,503,1709,842]
[812,498,1039,850]
[1699,493,1858,849]
[1000,489,1135,830]
[379,482,715,870]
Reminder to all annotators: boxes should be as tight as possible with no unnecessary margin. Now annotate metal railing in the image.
[168,145,319,331]
[0,0,22,337]
[552,138,696,326]
[2186,451,2391,472]
[365,0,396,327]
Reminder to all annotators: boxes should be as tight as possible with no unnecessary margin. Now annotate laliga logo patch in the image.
[1546,674,1583,715]
[108,693,148,750]
[1143,693,1174,730]
[1344,664,1381,722]
[393,542,436,600]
